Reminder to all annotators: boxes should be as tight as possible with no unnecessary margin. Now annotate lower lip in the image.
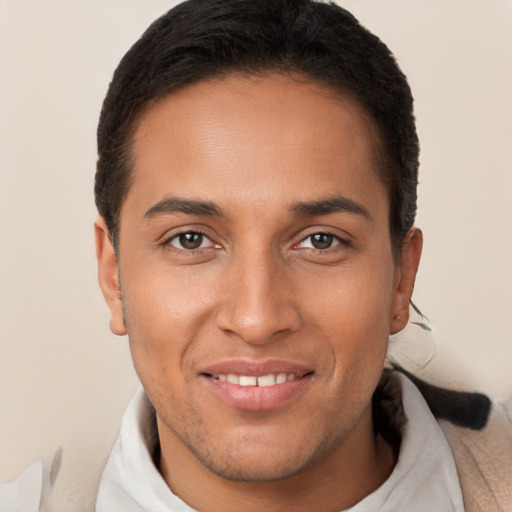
[201,374,313,411]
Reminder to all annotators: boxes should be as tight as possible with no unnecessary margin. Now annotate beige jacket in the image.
[440,403,512,511]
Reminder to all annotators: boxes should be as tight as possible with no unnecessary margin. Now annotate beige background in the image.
[1,0,511,506]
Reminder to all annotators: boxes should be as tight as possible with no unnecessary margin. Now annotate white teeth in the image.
[239,376,257,386]
[227,374,240,384]
[257,374,276,387]
[276,373,287,384]
[214,373,298,386]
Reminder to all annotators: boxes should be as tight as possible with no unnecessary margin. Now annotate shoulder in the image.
[439,400,512,511]
[394,367,512,511]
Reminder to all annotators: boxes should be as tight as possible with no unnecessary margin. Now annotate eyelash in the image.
[296,231,351,252]
[162,229,350,254]
[163,230,217,253]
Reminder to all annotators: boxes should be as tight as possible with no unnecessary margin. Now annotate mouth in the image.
[199,360,314,411]
[206,371,308,386]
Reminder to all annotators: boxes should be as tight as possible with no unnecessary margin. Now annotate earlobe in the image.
[94,216,127,336]
[390,228,423,335]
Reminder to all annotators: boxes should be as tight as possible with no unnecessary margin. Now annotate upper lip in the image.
[200,359,314,378]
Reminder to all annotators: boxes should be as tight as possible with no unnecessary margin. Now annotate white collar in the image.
[348,374,464,511]
[96,387,192,512]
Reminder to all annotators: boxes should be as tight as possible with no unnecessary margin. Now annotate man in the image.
[92,0,511,510]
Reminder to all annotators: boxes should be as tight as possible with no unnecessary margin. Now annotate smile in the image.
[210,373,298,387]
[200,360,314,411]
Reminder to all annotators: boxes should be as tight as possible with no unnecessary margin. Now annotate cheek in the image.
[316,281,393,423]
[301,255,395,332]
[120,262,218,379]
[299,257,395,374]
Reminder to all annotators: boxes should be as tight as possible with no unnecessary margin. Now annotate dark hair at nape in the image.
[95,0,419,255]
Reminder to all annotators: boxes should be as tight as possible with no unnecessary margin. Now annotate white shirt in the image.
[94,374,465,511]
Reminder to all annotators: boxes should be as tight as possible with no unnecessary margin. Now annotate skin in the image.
[96,73,422,511]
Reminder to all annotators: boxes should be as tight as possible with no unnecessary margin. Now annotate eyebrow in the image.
[144,195,372,221]
[144,197,225,219]
[290,196,372,221]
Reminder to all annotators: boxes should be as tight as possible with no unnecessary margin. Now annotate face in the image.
[96,73,421,483]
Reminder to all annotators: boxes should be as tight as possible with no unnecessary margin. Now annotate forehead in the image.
[125,73,388,222]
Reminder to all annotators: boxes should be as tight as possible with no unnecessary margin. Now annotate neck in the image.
[158,407,396,512]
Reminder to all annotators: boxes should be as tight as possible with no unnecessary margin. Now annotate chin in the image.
[183,425,344,483]
[196,451,313,483]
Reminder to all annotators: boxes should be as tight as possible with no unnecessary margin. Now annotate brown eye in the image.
[312,233,332,249]
[169,232,208,250]
[310,233,334,249]
[180,233,203,249]
[298,232,342,250]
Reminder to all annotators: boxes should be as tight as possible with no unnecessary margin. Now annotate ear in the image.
[390,228,423,335]
[94,216,127,336]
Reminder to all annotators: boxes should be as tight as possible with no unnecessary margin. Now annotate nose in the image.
[216,249,301,345]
